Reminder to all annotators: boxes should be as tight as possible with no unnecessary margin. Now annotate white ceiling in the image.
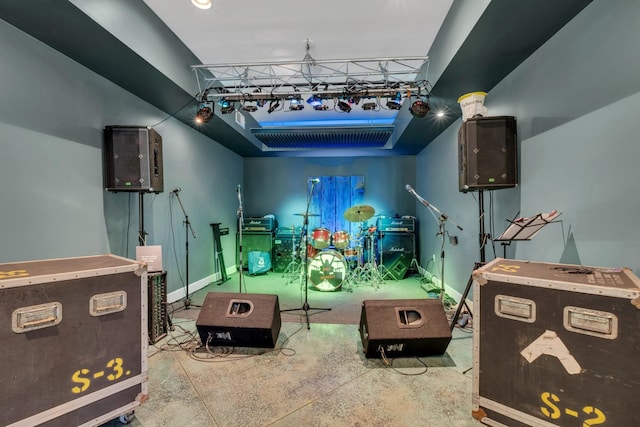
[142,0,453,65]
[142,0,453,127]
[1,0,594,156]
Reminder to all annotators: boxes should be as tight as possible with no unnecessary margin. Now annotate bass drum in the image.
[308,250,348,291]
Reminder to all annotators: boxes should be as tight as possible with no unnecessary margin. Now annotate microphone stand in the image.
[236,185,245,293]
[280,180,331,329]
[405,185,463,301]
[174,190,197,309]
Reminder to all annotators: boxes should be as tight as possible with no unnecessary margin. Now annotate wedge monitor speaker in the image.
[359,299,451,358]
[196,292,281,348]
[458,116,517,192]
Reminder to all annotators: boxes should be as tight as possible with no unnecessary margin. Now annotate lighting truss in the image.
[190,56,430,104]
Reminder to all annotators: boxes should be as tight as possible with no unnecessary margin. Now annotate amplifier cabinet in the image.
[0,255,148,427]
[379,233,416,280]
[472,258,640,427]
[273,236,297,273]
[238,232,273,270]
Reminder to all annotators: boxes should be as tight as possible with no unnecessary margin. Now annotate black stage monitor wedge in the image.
[359,299,451,358]
[458,116,517,192]
[196,292,281,348]
[104,125,164,193]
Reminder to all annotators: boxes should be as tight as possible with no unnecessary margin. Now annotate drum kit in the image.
[284,204,389,291]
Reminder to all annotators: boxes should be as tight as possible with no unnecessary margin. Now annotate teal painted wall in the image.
[0,19,243,297]
[416,0,640,296]
[243,156,417,231]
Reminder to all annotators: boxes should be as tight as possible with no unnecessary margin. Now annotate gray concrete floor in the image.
[115,271,479,426]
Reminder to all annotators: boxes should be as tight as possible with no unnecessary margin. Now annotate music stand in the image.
[493,210,562,257]
[449,210,561,331]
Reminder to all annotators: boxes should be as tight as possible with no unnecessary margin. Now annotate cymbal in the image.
[343,204,375,222]
[294,212,320,217]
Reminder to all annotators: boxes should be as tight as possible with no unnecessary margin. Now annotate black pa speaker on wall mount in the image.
[359,299,451,358]
[458,116,517,192]
[103,125,164,193]
[196,292,281,348]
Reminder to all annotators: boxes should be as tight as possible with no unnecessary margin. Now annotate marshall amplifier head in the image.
[242,217,276,232]
[377,216,416,233]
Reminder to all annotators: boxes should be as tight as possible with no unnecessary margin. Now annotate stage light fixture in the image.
[218,99,235,114]
[267,99,280,114]
[313,105,329,111]
[249,89,267,107]
[337,100,351,113]
[386,92,402,110]
[306,94,323,107]
[194,102,213,124]
[191,0,212,10]
[289,98,305,111]
[362,101,377,111]
[242,103,258,112]
[409,100,430,118]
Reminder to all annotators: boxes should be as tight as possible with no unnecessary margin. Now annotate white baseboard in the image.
[167,265,239,304]
[420,276,473,312]
[167,272,219,304]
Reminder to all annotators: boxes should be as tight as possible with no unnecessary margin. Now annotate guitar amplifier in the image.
[377,217,416,233]
[242,217,276,232]
[275,226,302,237]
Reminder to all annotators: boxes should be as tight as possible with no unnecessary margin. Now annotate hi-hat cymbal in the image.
[343,204,375,222]
[294,212,320,217]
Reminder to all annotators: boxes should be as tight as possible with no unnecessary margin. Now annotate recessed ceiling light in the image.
[191,0,212,10]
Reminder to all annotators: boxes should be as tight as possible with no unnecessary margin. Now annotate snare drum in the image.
[332,230,350,249]
[308,250,348,291]
[311,227,331,249]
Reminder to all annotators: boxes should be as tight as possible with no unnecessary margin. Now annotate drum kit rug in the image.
[283,204,391,291]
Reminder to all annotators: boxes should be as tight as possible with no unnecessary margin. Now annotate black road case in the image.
[0,254,148,426]
[472,258,640,426]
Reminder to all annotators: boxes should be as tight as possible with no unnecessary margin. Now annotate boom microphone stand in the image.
[173,188,197,309]
[405,185,463,300]
[281,178,331,330]
[236,184,245,293]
